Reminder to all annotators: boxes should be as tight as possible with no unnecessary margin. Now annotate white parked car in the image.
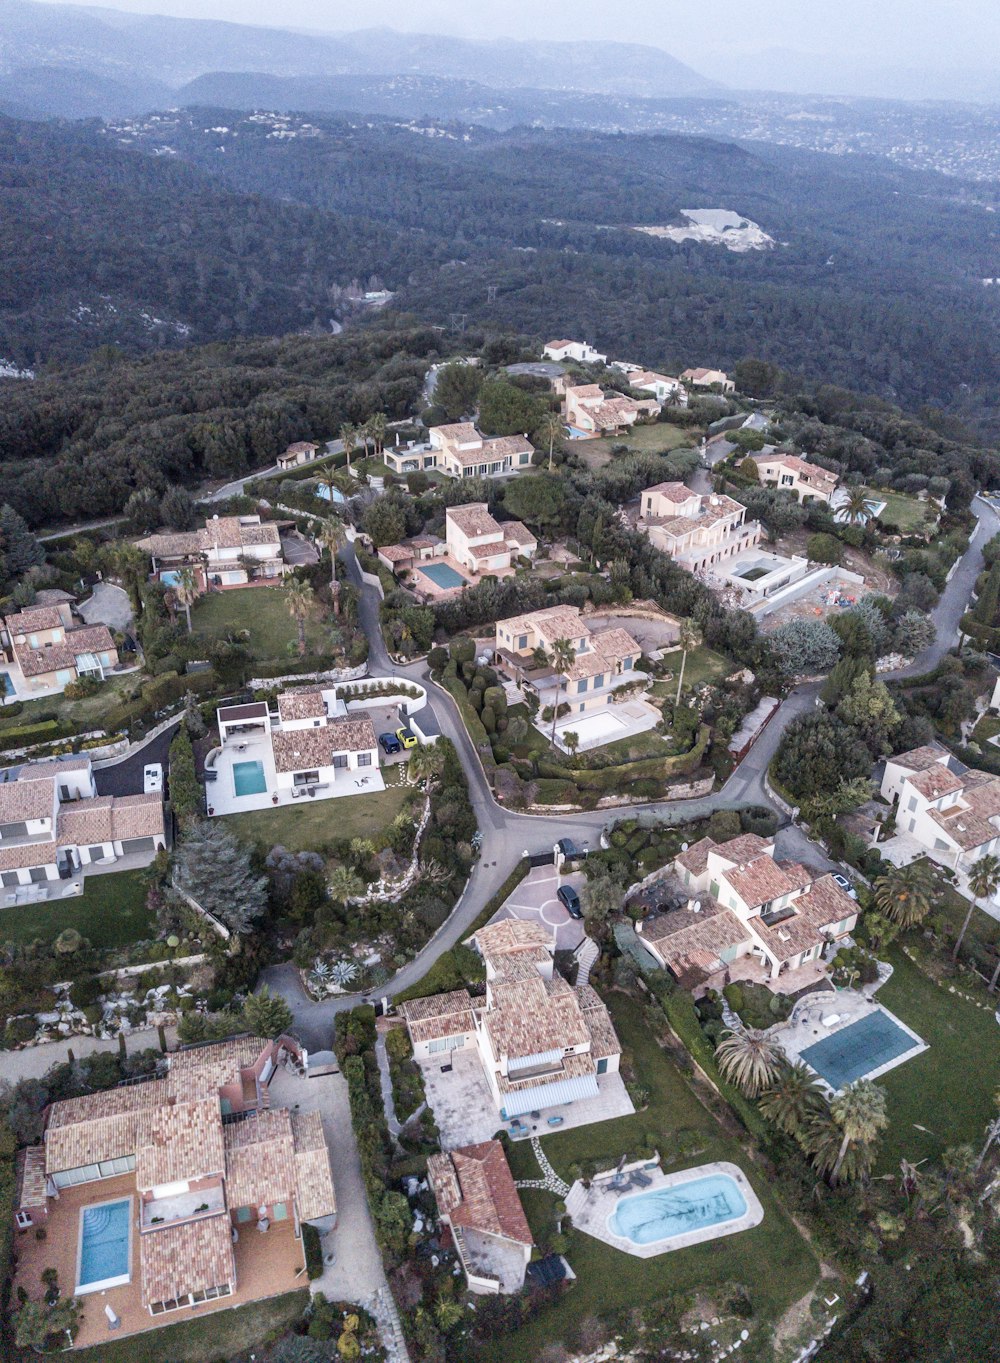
[143,764,163,795]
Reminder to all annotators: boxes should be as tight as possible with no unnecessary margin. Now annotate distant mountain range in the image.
[0,0,721,119]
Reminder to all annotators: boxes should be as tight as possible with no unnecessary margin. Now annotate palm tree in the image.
[674,618,702,707]
[339,422,356,474]
[317,463,342,506]
[407,742,444,788]
[758,1062,828,1136]
[284,579,315,656]
[357,418,372,459]
[873,861,934,930]
[316,519,347,613]
[106,540,148,619]
[714,1028,783,1098]
[549,638,577,743]
[328,866,364,904]
[368,412,387,456]
[863,910,899,955]
[541,411,563,472]
[563,730,580,758]
[954,853,1000,961]
[174,565,199,634]
[841,484,875,525]
[826,1080,888,1185]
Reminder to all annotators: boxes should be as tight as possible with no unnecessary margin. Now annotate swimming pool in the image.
[609,1174,747,1246]
[800,1009,922,1090]
[315,484,346,504]
[77,1197,132,1293]
[421,562,468,590]
[0,673,15,698]
[160,570,182,587]
[233,759,268,797]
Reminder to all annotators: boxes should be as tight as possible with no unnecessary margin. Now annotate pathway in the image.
[374,1034,401,1138]
[527,1136,570,1197]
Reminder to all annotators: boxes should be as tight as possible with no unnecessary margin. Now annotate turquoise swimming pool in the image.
[609,1174,747,1245]
[233,759,267,797]
[421,562,468,590]
[78,1197,131,1292]
[316,484,346,504]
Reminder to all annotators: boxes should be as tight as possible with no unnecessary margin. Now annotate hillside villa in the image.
[378,503,537,595]
[137,514,287,593]
[750,450,839,504]
[427,1140,533,1294]
[681,367,735,393]
[1,603,119,699]
[879,746,1000,890]
[382,423,534,480]
[542,339,607,365]
[0,755,166,904]
[633,832,859,994]
[400,919,626,1128]
[637,482,761,573]
[276,441,320,470]
[563,384,661,437]
[13,1034,335,1347]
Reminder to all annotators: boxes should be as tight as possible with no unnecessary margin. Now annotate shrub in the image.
[302,1222,324,1280]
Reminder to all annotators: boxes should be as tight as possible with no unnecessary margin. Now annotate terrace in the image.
[141,1183,226,1231]
[205,731,384,817]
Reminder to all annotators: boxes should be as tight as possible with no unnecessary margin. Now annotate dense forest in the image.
[4,110,1000,432]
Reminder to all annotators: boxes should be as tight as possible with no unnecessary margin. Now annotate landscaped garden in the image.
[189,586,332,659]
[0,867,153,950]
[227,783,411,854]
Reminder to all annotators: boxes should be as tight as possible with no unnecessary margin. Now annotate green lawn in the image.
[0,869,153,950]
[574,421,696,469]
[971,712,1000,746]
[72,1289,308,1363]
[226,783,412,853]
[575,729,669,765]
[492,992,819,1358]
[189,587,331,660]
[654,645,731,695]
[0,674,135,736]
[875,945,1000,1169]
[877,491,936,534]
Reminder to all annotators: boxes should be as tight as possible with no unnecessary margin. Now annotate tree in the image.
[243,985,294,1037]
[759,1062,827,1135]
[159,485,196,530]
[773,713,871,802]
[563,730,580,757]
[893,609,935,658]
[807,532,844,566]
[105,540,148,618]
[14,1295,82,1351]
[284,579,315,656]
[954,854,1000,961]
[339,422,356,473]
[367,411,387,456]
[826,1079,888,1184]
[835,671,901,755]
[582,870,625,932]
[407,742,445,788]
[873,861,934,930]
[768,618,842,676]
[714,1028,783,1097]
[123,486,160,535]
[0,503,44,586]
[167,726,200,827]
[361,498,407,548]
[674,618,702,706]
[501,473,567,533]
[477,378,544,438]
[172,819,268,935]
[316,519,347,612]
[433,362,483,420]
[841,485,876,524]
[541,410,563,472]
[174,565,198,633]
[328,865,364,903]
[549,638,576,742]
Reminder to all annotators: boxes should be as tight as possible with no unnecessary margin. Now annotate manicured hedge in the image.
[0,719,63,752]
[440,675,496,783]
[536,724,711,792]
[302,1222,324,1279]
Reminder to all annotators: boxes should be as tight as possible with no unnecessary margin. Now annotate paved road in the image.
[94,721,179,798]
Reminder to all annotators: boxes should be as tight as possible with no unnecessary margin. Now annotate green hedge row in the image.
[440,675,497,785]
[0,719,64,752]
[302,1222,324,1279]
[536,724,711,792]
[102,668,218,734]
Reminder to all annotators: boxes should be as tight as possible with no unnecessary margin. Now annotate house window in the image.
[907,795,917,812]
[28,867,48,883]
[593,673,605,689]
[596,1058,608,1075]
[358,752,372,767]
[235,1206,253,1224]
[518,634,527,650]
[576,679,587,694]
[623,658,633,670]
[429,1035,465,1053]
[272,1203,288,1222]
[15,1211,32,1229]
[293,771,321,786]
[333,755,348,770]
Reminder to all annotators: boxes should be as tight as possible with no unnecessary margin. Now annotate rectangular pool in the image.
[77,1197,132,1293]
[233,759,268,797]
[800,1009,921,1090]
[610,1174,747,1245]
[421,562,468,590]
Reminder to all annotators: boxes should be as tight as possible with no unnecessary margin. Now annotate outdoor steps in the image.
[575,936,600,986]
[565,1181,588,1220]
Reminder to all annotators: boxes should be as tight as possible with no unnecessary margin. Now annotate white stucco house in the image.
[542,339,607,365]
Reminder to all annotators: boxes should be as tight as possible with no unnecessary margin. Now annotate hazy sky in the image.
[33,0,1000,72]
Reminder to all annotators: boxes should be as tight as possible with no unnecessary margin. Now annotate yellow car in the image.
[396,726,418,749]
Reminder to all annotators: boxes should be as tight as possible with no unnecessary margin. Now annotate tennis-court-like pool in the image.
[233,759,268,797]
[420,562,468,590]
[77,1197,132,1293]
[800,1009,922,1090]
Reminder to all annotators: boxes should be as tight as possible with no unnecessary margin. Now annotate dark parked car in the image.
[379,732,401,755]
[557,885,583,918]
[557,838,579,859]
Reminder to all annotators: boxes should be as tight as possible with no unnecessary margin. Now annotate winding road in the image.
[262,497,998,1046]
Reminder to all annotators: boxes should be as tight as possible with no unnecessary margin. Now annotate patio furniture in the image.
[631,1171,652,1187]
[104,1305,120,1331]
[546,1116,564,1127]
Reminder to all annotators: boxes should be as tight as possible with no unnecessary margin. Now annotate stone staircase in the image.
[366,1285,411,1363]
[574,935,600,986]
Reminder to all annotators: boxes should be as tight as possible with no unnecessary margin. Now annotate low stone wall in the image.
[97,954,208,981]
[248,663,368,689]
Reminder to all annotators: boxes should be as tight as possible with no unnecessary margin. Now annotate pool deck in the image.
[774,988,926,1095]
[206,733,386,817]
[566,1159,764,1259]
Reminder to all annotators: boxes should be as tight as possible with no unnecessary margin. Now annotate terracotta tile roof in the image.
[675,836,716,877]
[890,745,950,773]
[496,604,589,647]
[428,1141,532,1246]
[454,434,532,468]
[641,896,753,964]
[575,985,622,1059]
[0,776,55,824]
[290,1110,337,1221]
[223,1109,297,1210]
[5,607,64,635]
[140,1213,236,1306]
[484,973,589,1061]
[167,1036,272,1098]
[136,1098,225,1189]
[752,453,838,491]
[271,716,377,773]
[276,689,327,723]
[908,765,964,800]
[57,792,164,847]
[136,530,205,559]
[500,521,536,548]
[400,990,476,1044]
[431,422,483,446]
[45,1079,171,1174]
[724,855,799,910]
[545,340,575,351]
[203,516,280,550]
[378,543,414,563]
[446,503,502,540]
[709,833,773,867]
[13,623,117,678]
[466,541,508,561]
[283,442,319,456]
[472,920,552,958]
[643,481,694,505]
[15,1146,47,1210]
[0,841,58,872]
[565,383,605,399]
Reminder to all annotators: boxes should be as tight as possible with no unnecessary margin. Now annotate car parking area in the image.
[364,703,410,767]
[483,863,588,952]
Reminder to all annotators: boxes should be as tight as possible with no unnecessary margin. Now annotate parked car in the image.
[396,726,418,749]
[143,764,163,794]
[557,838,580,859]
[831,871,858,900]
[557,885,583,918]
[379,732,401,755]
